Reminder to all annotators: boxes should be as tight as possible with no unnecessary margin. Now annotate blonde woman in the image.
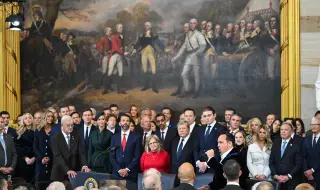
[15,113,36,183]
[33,110,54,183]
[246,118,262,145]
[129,105,140,125]
[140,135,170,173]
[247,125,273,180]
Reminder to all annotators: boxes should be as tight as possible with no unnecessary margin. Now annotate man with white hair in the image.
[142,168,162,190]
[172,18,206,99]
[51,115,91,182]
[46,181,66,190]
[304,117,320,188]
[96,27,113,94]
[107,23,127,94]
[133,21,167,93]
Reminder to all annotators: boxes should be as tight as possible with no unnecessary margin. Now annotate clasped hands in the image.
[25,157,36,165]
[304,169,314,181]
[0,167,13,174]
[118,168,129,178]
[275,175,289,183]
[255,174,266,181]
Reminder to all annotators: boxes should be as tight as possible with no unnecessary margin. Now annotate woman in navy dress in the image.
[33,110,54,184]
[15,113,36,183]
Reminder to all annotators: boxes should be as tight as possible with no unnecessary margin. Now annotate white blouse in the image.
[247,143,271,179]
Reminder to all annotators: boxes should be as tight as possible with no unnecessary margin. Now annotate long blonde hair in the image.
[256,125,273,150]
[39,110,54,130]
[16,113,36,139]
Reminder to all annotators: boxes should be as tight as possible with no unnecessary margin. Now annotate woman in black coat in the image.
[15,113,36,183]
[234,131,249,189]
[33,110,54,184]
[88,112,113,173]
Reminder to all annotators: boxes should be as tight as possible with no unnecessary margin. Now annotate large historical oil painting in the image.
[20,0,280,120]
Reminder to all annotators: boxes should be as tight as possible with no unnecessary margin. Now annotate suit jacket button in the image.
[45,153,48,155]
[46,146,47,148]
[122,155,124,158]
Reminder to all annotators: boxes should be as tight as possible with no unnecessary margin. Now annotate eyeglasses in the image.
[310,124,320,127]
[156,119,165,123]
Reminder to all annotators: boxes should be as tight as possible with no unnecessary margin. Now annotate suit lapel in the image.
[281,138,292,158]
[70,134,76,152]
[59,133,70,153]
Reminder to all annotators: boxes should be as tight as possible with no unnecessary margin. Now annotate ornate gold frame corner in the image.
[281,0,301,118]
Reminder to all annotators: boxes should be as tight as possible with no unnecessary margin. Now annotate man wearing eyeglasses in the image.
[155,113,177,153]
[303,117,320,188]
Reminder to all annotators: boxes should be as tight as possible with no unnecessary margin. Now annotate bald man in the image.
[173,163,196,190]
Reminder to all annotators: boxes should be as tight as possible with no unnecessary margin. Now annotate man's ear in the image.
[223,173,227,179]
[239,169,242,177]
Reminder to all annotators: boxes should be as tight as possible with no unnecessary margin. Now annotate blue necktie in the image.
[0,135,7,165]
[176,138,184,160]
[67,135,70,149]
[281,141,287,158]
[204,126,212,141]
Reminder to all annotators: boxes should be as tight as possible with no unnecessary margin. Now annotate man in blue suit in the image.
[194,106,227,174]
[304,117,320,188]
[109,114,141,182]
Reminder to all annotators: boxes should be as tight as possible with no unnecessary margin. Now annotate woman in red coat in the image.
[140,135,170,173]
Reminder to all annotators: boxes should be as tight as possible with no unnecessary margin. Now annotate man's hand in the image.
[205,149,215,160]
[42,157,49,164]
[255,174,266,180]
[198,162,208,173]
[269,48,275,55]
[118,169,129,177]
[82,167,91,172]
[30,157,36,164]
[307,175,314,181]
[304,169,313,177]
[67,170,77,179]
[25,157,30,164]
[278,175,289,183]
[198,185,211,190]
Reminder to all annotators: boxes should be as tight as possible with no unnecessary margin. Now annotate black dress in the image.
[235,145,249,189]
[15,129,35,183]
[33,128,53,183]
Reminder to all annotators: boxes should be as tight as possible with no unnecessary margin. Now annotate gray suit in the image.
[0,134,17,179]
[174,30,206,93]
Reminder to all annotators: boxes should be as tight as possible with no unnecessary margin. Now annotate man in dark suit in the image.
[198,133,246,190]
[184,108,200,139]
[137,116,155,148]
[170,121,195,174]
[0,111,17,140]
[76,109,98,158]
[155,113,177,153]
[109,114,141,182]
[0,116,17,180]
[229,114,245,136]
[162,107,176,128]
[51,115,90,182]
[269,122,302,190]
[221,160,243,190]
[173,162,196,190]
[304,117,320,188]
[194,106,227,174]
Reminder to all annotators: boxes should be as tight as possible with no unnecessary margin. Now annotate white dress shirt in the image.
[190,122,196,134]
[205,120,216,135]
[312,133,320,145]
[61,131,70,146]
[166,121,170,127]
[160,126,169,139]
[107,126,116,134]
[230,128,240,135]
[84,124,92,139]
[220,148,234,163]
[227,182,240,186]
[177,134,191,152]
[121,130,130,141]
[247,143,271,179]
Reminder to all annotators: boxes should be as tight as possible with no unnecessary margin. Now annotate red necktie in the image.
[3,128,7,135]
[122,134,127,152]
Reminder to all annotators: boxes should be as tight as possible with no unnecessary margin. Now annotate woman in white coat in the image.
[247,125,273,180]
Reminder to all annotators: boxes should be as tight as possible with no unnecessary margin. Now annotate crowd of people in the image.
[0,104,319,190]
